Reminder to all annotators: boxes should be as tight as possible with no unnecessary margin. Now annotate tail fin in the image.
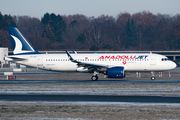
[7,27,39,55]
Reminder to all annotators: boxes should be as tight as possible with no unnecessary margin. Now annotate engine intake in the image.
[107,67,125,78]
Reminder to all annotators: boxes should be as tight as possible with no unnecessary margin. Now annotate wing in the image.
[66,51,110,72]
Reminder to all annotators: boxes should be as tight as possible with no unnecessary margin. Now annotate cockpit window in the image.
[162,58,170,61]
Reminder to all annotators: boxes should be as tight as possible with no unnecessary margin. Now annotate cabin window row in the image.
[46,59,149,61]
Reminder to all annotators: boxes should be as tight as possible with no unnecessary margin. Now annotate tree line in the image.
[0,11,180,51]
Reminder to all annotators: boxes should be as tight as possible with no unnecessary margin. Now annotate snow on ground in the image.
[2,101,180,106]
[1,70,180,119]
[1,101,180,119]
[1,83,180,96]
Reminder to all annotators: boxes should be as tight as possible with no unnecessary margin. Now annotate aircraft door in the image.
[37,56,43,67]
[150,55,156,65]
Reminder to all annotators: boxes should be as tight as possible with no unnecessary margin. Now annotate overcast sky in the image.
[0,0,180,19]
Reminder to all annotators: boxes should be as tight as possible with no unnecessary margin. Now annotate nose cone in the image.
[162,61,177,71]
[170,61,177,69]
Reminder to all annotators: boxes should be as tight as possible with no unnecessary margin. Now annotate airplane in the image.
[5,27,176,81]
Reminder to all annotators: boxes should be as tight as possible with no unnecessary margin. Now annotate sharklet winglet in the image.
[66,51,74,61]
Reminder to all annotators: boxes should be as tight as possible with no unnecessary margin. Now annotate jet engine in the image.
[107,67,125,78]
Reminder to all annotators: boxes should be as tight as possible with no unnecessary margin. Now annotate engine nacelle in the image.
[107,67,125,78]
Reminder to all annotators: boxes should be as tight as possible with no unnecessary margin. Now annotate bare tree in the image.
[83,21,107,50]
[83,15,115,50]
[63,19,89,49]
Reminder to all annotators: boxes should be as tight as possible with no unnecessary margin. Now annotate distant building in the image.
[0,48,8,68]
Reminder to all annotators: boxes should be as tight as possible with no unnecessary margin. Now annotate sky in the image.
[0,0,180,19]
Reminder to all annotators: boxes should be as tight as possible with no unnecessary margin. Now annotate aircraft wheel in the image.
[151,76,155,80]
[91,75,98,81]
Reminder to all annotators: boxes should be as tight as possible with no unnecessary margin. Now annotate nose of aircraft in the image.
[171,61,177,69]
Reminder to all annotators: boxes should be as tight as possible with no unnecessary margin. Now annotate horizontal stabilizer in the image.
[5,56,27,61]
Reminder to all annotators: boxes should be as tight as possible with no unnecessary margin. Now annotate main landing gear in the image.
[91,71,99,81]
[91,75,98,81]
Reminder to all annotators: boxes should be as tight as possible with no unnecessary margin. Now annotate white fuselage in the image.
[6,53,176,72]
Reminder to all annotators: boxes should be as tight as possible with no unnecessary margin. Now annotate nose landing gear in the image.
[151,72,155,80]
[151,76,155,80]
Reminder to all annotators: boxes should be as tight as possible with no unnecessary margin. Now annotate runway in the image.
[1,70,180,104]
[1,94,180,103]
[0,79,180,84]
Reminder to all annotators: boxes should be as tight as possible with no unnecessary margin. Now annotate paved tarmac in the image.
[0,79,180,84]
[0,94,180,103]
[0,68,180,104]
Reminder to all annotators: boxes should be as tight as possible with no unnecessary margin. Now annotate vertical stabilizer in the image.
[7,27,39,55]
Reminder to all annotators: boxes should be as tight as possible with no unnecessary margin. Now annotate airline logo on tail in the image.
[7,27,39,55]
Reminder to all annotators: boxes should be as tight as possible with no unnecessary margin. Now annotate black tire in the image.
[151,76,155,80]
[91,75,98,81]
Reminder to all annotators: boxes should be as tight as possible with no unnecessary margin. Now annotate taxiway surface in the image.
[1,94,180,103]
[0,79,180,84]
